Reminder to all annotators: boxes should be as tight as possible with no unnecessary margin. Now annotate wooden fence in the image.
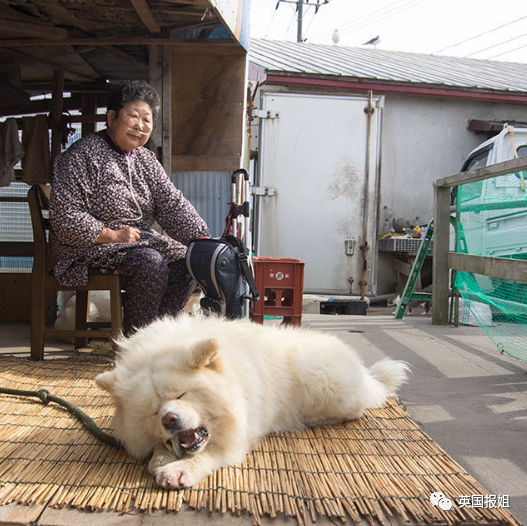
[432,156,527,324]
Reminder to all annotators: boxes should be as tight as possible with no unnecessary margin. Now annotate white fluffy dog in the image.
[96,314,409,489]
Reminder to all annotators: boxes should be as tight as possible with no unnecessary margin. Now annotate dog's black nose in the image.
[162,412,178,431]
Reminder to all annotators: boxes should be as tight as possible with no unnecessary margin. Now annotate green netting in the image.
[454,170,527,361]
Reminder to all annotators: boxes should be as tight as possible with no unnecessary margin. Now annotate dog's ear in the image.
[191,338,222,371]
[95,369,118,393]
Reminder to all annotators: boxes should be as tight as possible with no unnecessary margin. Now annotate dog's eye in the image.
[177,392,186,399]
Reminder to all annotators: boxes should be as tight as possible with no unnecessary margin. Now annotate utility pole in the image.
[276,0,329,43]
[297,0,303,44]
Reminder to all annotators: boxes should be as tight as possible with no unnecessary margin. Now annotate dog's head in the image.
[96,317,230,461]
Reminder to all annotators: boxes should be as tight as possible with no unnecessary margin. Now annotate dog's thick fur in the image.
[96,314,409,489]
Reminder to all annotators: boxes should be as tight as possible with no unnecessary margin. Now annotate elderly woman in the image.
[50,80,209,335]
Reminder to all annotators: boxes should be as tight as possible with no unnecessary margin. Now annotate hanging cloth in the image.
[0,118,25,187]
[21,114,51,184]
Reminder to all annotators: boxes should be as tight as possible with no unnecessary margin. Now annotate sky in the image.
[249,0,527,64]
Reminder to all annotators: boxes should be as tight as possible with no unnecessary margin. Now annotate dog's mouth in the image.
[168,426,209,453]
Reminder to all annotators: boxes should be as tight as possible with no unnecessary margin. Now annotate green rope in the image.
[0,387,121,448]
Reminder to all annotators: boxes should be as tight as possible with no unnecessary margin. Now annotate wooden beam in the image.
[0,63,21,86]
[172,42,247,55]
[149,45,171,175]
[82,93,97,136]
[160,0,208,3]
[162,46,172,176]
[0,94,109,119]
[432,183,451,325]
[0,38,233,47]
[0,242,34,257]
[149,45,163,162]
[11,114,107,126]
[32,0,91,33]
[130,0,162,33]
[51,70,64,166]
[15,83,109,95]
[172,154,242,171]
[0,4,57,25]
[391,257,412,277]
[99,45,148,72]
[5,47,100,82]
[73,44,148,73]
[448,253,527,283]
[467,119,527,134]
[436,157,527,188]
[69,114,106,124]
[0,19,67,40]
[151,8,210,16]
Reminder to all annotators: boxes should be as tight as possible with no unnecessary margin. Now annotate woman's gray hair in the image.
[107,80,161,120]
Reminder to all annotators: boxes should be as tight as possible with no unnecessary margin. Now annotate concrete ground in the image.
[1,309,526,526]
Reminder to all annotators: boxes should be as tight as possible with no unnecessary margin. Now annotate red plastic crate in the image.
[250,257,305,326]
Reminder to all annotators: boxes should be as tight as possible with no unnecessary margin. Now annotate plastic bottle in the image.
[382,205,395,229]
[381,218,391,234]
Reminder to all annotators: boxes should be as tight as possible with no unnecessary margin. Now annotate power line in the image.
[488,42,527,60]
[309,0,430,43]
[464,32,527,58]
[284,3,298,39]
[339,0,431,38]
[434,14,527,54]
[303,2,326,36]
[276,0,331,42]
[309,0,412,38]
[264,5,279,38]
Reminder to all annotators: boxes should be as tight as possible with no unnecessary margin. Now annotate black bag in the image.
[185,235,259,318]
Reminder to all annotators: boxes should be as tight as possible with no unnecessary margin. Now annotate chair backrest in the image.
[28,185,52,275]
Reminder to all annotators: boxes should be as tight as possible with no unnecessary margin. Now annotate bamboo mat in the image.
[0,356,521,526]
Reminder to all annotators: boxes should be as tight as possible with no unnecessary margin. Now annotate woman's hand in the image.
[97,226,141,244]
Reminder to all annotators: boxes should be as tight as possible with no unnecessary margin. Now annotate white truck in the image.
[458,124,527,261]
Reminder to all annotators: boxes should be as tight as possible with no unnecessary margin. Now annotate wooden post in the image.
[161,45,171,176]
[432,182,451,324]
[50,69,64,167]
[81,93,97,136]
[149,45,162,159]
[149,45,172,177]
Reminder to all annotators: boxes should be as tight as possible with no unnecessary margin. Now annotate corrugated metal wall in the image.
[171,171,231,238]
[0,182,33,273]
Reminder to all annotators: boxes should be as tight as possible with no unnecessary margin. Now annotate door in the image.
[255,92,382,295]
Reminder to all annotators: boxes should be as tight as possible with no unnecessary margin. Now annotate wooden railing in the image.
[432,156,527,324]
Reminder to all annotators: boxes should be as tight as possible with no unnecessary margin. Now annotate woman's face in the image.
[107,100,153,152]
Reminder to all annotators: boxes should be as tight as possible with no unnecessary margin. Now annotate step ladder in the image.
[394,219,434,319]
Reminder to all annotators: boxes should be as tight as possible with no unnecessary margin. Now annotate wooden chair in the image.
[28,184,125,360]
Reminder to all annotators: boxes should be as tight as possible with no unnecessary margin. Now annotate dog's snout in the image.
[162,412,178,431]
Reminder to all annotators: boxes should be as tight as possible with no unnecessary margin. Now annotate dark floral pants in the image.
[114,247,194,336]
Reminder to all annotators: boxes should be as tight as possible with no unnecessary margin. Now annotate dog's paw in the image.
[154,461,197,489]
[148,452,176,475]
[148,443,180,475]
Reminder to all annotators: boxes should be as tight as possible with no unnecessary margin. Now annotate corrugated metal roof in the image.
[249,39,527,94]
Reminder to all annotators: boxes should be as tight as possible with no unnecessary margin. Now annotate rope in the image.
[0,386,121,448]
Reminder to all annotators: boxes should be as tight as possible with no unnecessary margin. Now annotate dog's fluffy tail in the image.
[365,358,410,407]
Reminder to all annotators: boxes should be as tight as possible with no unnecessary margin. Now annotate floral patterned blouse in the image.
[50,131,209,286]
